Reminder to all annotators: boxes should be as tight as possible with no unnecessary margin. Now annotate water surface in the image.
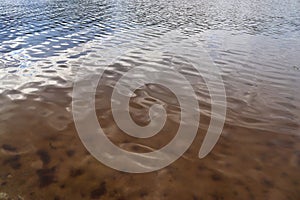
[0,0,300,199]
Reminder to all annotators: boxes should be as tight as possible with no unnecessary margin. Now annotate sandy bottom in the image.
[0,85,299,200]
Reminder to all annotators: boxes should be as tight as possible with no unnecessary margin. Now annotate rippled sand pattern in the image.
[1,0,300,199]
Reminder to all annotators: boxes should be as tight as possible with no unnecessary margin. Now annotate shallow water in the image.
[0,0,300,199]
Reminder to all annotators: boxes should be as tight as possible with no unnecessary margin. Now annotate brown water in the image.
[1,0,300,199]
